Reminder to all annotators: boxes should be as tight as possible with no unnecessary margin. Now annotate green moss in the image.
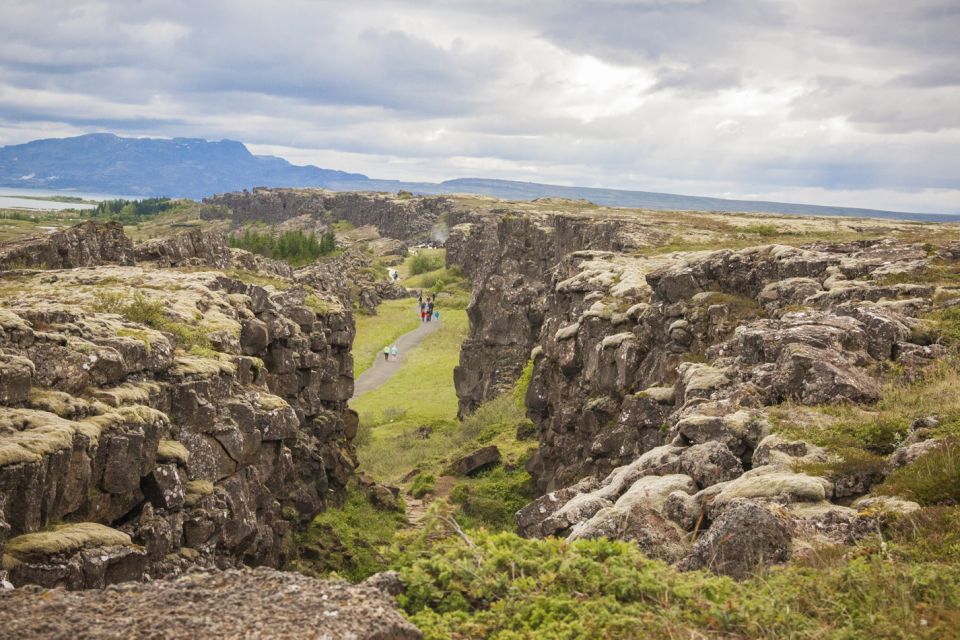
[3,523,132,567]
[449,465,534,531]
[878,440,960,506]
[156,439,190,465]
[305,293,340,315]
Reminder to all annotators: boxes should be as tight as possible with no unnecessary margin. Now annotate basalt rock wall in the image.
[206,188,454,242]
[0,223,357,589]
[446,210,670,415]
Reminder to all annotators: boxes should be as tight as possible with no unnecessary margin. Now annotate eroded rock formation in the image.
[0,223,357,588]
[206,188,454,242]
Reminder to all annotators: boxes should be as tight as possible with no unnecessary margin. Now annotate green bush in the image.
[879,439,960,506]
[395,528,960,639]
[92,291,210,351]
[410,253,444,275]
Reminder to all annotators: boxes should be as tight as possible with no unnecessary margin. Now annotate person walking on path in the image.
[426,298,435,322]
[383,346,390,361]
[419,299,427,322]
[390,344,399,361]
[417,290,423,305]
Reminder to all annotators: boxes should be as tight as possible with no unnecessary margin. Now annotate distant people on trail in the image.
[419,299,427,322]
[417,290,423,304]
[383,346,390,361]
[390,344,399,360]
[426,298,435,322]
[388,268,398,281]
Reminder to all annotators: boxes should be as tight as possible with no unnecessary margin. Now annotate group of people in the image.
[418,290,438,322]
[382,344,399,361]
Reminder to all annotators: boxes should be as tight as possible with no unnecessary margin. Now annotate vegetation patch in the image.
[293,486,405,582]
[878,439,960,506]
[352,298,422,377]
[228,228,336,266]
[409,252,445,275]
[392,519,960,639]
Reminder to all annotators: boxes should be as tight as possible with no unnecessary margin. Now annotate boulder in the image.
[679,441,744,489]
[679,498,791,579]
[450,445,501,476]
[567,503,690,562]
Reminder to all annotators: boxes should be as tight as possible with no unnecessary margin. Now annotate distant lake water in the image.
[0,187,136,211]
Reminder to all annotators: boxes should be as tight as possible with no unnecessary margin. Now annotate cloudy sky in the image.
[0,1,958,213]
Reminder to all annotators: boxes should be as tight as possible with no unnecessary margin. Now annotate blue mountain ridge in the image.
[1,133,956,222]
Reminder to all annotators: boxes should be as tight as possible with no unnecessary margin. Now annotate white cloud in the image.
[0,0,957,213]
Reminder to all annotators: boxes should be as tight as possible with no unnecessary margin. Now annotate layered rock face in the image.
[0,224,357,589]
[206,188,454,242]
[0,221,134,270]
[513,237,952,577]
[447,211,670,414]
[295,248,408,315]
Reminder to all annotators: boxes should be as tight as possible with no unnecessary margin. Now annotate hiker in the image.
[419,299,427,322]
[390,344,399,361]
[427,298,435,322]
[434,308,440,321]
[417,290,423,305]
[388,268,398,281]
[383,346,390,361]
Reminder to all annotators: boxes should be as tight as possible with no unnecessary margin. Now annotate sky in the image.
[0,0,958,214]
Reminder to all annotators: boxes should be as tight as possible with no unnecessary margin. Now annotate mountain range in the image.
[1,133,955,222]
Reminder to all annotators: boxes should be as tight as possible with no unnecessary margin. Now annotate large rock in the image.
[679,498,791,579]
[450,445,501,475]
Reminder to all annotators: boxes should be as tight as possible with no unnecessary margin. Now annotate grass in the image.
[292,485,405,582]
[352,298,422,377]
[878,439,960,506]
[351,308,468,483]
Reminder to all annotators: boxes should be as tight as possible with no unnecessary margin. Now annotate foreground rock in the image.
[0,567,422,639]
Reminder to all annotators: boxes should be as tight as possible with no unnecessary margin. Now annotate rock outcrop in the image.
[206,188,454,242]
[0,221,134,270]
[452,204,960,578]
[0,222,357,588]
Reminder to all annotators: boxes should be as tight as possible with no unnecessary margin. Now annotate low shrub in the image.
[228,229,335,266]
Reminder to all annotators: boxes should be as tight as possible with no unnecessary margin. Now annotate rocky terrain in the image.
[0,222,358,588]
[206,188,456,242]
[0,566,421,639]
[444,200,960,578]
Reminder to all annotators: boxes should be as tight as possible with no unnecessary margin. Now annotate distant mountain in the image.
[1,133,956,222]
[0,133,368,199]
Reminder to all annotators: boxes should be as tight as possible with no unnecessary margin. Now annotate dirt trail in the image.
[404,476,455,529]
[352,311,441,397]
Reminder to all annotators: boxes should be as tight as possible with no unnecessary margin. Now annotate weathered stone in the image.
[679,441,744,488]
[450,445,501,476]
[679,498,791,579]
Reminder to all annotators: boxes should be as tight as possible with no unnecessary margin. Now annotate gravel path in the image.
[0,567,421,639]
[353,313,441,397]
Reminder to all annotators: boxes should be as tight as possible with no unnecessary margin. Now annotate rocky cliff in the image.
[0,223,358,589]
[447,202,959,577]
[206,188,455,242]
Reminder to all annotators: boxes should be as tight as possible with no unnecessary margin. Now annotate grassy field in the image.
[351,307,468,482]
[352,298,423,377]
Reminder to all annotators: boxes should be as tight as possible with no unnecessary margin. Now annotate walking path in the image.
[353,310,442,397]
